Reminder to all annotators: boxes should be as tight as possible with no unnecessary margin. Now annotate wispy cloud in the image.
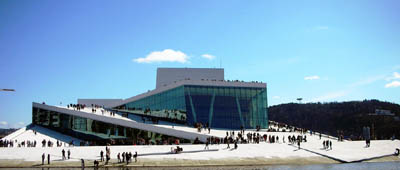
[287,57,300,64]
[385,72,400,81]
[393,65,400,70]
[309,91,348,102]
[350,75,386,87]
[304,75,320,80]
[9,122,25,129]
[385,81,400,88]
[201,54,216,60]
[0,121,8,128]
[133,49,189,63]
[315,26,329,30]
[309,69,400,102]
[272,96,280,99]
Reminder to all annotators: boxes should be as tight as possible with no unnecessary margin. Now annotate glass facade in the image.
[120,86,187,123]
[125,86,186,111]
[185,85,268,129]
[119,85,268,129]
[32,107,191,145]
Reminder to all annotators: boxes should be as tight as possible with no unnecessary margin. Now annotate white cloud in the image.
[386,72,400,81]
[0,121,8,126]
[304,75,320,80]
[315,26,329,30]
[133,49,189,63]
[273,96,280,99]
[385,81,400,88]
[395,72,400,79]
[201,54,216,60]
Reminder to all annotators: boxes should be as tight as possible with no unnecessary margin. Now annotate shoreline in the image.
[0,156,398,168]
[0,157,335,168]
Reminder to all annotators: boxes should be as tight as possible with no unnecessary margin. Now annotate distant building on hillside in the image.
[369,109,395,116]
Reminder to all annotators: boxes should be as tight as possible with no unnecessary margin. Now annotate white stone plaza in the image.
[1,117,399,167]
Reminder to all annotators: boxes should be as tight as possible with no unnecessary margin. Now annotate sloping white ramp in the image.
[33,102,211,142]
[2,125,82,146]
[1,127,27,140]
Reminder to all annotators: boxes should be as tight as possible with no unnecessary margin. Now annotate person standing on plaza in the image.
[234,140,238,149]
[134,151,138,162]
[68,149,71,159]
[62,149,66,160]
[297,139,300,149]
[47,154,50,164]
[100,150,104,162]
[105,154,109,165]
[94,160,99,168]
[126,152,130,164]
[81,159,85,169]
[117,153,121,163]
[204,139,209,150]
[106,151,110,165]
[42,153,45,165]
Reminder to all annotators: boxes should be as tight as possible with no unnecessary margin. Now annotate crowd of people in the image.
[172,146,183,153]
[100,146,111,165]
[41,139,71,147]
[0,139,15,147]
[337,130,345,141]
[201,130,303,146]
[117,151,138,164]
[99,146,139,165]
[195,125,337,153]
[323,140,333,150]
[37,145,141,166]
[33,127,321,167]
[61,149,71,160]
[41,153,50,165]
[0,128,76,148]
[67,103,86,111]
[194,122,211,133]
[67,103,118,116]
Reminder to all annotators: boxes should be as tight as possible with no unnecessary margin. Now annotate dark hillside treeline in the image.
[0,128,17,138]
[268,100,400,140]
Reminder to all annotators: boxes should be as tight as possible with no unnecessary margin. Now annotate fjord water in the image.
[2,162,400,170]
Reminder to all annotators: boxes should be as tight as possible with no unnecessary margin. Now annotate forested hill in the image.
[268,100,400,140]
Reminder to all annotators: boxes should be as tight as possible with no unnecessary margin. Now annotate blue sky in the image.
[1,0,399,128]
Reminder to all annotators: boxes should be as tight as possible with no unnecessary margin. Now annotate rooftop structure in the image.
[156,68,224,89]
[77,99,123,108]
